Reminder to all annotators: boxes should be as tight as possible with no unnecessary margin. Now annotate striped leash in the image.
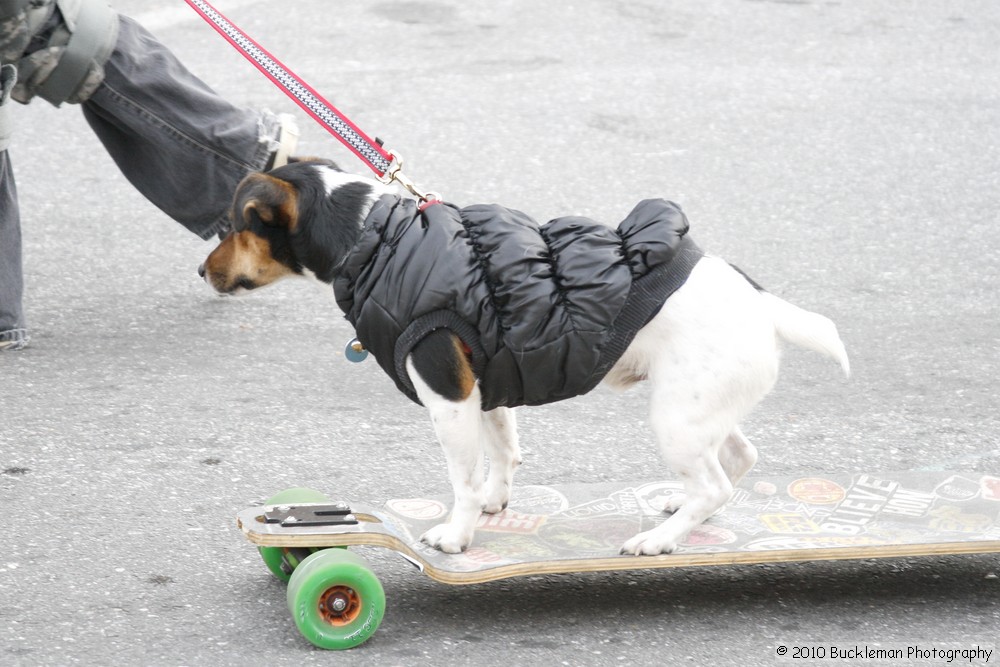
[183,0,439,202]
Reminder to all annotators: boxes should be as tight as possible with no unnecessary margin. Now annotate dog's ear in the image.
[232,173,299,231]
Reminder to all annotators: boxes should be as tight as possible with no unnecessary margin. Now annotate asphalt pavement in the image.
[2,0,999,665]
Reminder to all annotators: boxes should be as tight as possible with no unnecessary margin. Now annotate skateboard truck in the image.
[263,502,359,528]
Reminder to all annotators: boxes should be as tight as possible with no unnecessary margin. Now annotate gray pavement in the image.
[2,0,999,665]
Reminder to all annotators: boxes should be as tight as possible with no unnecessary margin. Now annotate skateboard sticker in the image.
[716,512,771,537]
[759,512,822,535]
[538,516,642,554]
[928,505,994,533]
[753,481,778,496]
[478,534,560,560]
[561,488,644,521]
[981,476,1000,502]
[507,485,569,515]
[458,547,509,567]
[934,475,982,502]
[729,488,809,514]
[633,481,686,514]
[609,488,643,515]
[477,509,547,534]
[386,498,448,521]
[561,497,621,521]
[787,477,846,504]
[818,475,941,535]
[680,524,738,546]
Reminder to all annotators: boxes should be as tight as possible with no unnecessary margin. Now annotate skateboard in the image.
[238,471,1000,649]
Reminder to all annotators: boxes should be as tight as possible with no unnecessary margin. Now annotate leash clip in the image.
[379,151,441,204]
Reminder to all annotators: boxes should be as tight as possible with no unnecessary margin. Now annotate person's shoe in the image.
[215,114,301,240]
[264,113,300,171]
[0,328,29,351]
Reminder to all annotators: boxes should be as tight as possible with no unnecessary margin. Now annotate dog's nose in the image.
[197,263,205,278]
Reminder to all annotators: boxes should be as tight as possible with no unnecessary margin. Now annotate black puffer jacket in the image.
[333,195,703,410]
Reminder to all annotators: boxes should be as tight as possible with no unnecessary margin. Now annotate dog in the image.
[200,158,849,556]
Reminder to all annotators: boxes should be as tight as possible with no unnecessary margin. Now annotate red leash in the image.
[184,0,439,201]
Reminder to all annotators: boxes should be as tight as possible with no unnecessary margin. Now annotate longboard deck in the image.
[238,471,1000,585]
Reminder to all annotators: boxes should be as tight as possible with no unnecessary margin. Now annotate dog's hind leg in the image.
[619,257,779,553]
[661,427,758,515]
[621,413,734,555]
[482,407,521,514]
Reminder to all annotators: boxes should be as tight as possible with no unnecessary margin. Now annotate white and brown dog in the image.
[200,158,849,556]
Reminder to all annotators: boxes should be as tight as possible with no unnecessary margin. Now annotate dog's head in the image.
[199,158,382,294]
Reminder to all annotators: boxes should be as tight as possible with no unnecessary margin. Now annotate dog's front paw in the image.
[620,529,678,556]
[482,498,508,515]
[482,487,510,515]
[421,523,473,554]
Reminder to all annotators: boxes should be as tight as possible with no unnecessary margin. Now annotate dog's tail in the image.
[763,293,850,377]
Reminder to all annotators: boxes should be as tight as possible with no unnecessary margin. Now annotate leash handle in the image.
[183,0,394,178]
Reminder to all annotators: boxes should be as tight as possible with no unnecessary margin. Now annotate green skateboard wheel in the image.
[258,488,329,582]
[286,549,385,650]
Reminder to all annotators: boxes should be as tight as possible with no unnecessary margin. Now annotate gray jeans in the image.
[0,15,282,346]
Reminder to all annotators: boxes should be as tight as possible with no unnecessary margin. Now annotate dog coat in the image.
[333,195,703,410]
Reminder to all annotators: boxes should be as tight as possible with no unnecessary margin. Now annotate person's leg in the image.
[0,150,28,351]
[0,6,297,350]
[1,58,27,350]
[81,15,297,239]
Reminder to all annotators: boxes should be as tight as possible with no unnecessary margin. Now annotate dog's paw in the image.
[620,530,679,556]
[482,488,510,515]
[483,475,513,514]
[421,523,472,554]
[482,499,508,515]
